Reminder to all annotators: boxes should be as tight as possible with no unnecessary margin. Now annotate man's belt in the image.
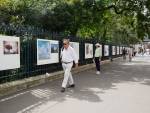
[62,61,73,64]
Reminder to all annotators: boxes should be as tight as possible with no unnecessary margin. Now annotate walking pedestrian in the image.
[133,49,137,57]
[122,48,126,60]
[60,39,78,92]
[128,48,132,62]
[93,43,101,75]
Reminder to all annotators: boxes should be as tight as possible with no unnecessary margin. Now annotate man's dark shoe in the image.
[67,84,75,88]
[60,87,65,92]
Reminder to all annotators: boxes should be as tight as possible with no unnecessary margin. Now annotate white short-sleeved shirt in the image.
[61,45,78,63]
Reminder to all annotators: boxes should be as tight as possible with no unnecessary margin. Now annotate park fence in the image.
[0,24,125,84]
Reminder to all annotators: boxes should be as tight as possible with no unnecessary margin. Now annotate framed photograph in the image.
[117,46,120,55]
[85,43,93,59]
[51,44,59,53]
[37,39,59,65]
[37,40,51,60]
[112,46,116,55]
[104,45,109,56]
[3,41,19,54]
[70,42,79,59]
[0,35,20,70]
[120,47,123,54]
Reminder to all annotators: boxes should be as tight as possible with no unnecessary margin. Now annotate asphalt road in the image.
[0,56,150,113]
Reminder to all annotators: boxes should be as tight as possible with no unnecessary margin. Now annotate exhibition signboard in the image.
[0,35,20,70]
[37,39,59,65]
[85,43,93,59]
[104,45,109,56]
[70,42,80,59]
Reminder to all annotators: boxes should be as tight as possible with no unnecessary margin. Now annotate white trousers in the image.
[62,62,74,88]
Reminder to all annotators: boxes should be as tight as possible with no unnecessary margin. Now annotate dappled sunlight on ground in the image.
[31,89,53,99]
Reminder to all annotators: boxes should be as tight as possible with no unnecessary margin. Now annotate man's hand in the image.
[93,59,95,63]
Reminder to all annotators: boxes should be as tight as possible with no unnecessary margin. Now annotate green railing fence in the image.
[0,24,123,84]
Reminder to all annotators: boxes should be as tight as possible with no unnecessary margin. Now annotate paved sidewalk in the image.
[0,56,150,113]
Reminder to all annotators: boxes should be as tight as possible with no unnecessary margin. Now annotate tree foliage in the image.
[0,0,149,44]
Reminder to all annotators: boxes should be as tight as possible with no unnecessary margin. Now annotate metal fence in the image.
[0,24,123,84]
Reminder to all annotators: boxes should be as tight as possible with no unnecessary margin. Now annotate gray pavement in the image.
[0,56,150,113]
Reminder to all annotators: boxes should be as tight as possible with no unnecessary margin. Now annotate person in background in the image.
[128,48,132,62]
[93,43,101,75]
[122,48,126,60]
[60,39,78,92]
[133,48,137,57]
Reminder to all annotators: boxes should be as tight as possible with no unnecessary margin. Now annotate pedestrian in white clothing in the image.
[93,43,101,75]
[60,39,78,92]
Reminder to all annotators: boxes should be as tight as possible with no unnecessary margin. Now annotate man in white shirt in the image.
[93,43,101,75]
[60,39,78,92]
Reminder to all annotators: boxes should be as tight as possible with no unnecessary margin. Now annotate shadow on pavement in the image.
[1,56,150,113]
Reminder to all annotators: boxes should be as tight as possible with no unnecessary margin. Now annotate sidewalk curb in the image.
[0,57,121,97]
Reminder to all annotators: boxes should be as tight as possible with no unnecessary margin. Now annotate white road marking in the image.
[0,91,30,102]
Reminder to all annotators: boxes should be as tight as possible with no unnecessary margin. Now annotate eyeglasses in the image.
[63,43,67,45]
